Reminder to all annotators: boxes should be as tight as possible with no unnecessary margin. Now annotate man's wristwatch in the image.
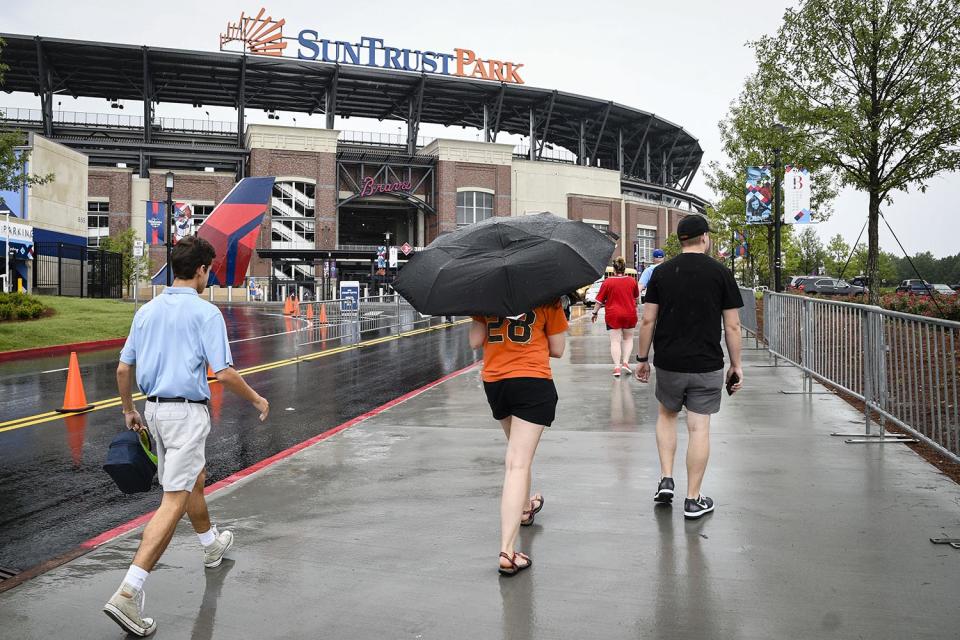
[636,355,649,363]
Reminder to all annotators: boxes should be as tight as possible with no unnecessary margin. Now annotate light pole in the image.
[772,123,786,293]
[165,171,174,286]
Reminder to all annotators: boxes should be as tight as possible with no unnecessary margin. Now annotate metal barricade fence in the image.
[738,287,759,341]
[764,292,960,463]
[293,295,441,358]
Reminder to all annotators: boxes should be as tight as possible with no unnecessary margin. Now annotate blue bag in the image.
[103,430,158,494]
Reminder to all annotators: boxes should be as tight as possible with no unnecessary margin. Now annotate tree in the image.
[662,234,682,260]
[100,228,148,296]
[0,39,53,192]
[706,72,838,289]
[753,0,960,303]
[786,227,825,276]
[824,234,851,277]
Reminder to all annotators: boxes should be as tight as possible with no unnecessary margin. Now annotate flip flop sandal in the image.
[530,494,545,515]
[498,551,532,577]
[520,509,535,527]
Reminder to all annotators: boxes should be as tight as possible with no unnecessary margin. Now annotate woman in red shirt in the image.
[593,257,640,376]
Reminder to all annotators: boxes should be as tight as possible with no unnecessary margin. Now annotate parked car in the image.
[799,278,866,296]
[930,284,957,297]
[952,284,960,292]
[792,276,821,292]
[787,276,807,290]
[583,278,604,307]
[896,279,931,294]
[849,276,870,290]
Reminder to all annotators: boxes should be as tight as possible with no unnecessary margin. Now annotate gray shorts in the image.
[655,368,724,415]
[145,400,211,492]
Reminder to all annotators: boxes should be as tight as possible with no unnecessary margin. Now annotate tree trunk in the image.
[867,191,881,305]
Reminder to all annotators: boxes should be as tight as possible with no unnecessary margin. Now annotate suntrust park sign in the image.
[220,8,525,84]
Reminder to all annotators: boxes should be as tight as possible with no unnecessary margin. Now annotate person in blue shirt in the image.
[639,249,665,301]
[104,236,270,637]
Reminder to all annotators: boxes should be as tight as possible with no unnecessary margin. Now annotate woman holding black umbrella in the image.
[393,213,615,575]
[470,302,567,575]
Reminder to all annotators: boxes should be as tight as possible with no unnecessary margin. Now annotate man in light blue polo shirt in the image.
[104,236,269,637]
[639,249,665,301]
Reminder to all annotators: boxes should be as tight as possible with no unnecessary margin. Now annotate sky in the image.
[4,0,958,257]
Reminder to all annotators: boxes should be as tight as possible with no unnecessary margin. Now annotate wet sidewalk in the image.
[1,314,958,639]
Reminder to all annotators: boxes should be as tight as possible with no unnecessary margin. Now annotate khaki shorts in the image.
[655,368,724,415]
[144,401,211,492]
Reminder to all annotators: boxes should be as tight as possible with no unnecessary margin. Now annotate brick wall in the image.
[435,160,512,239]
[568,194,622,254]
[88,170,132,235]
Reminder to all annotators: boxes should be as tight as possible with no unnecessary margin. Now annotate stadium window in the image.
[87,201,109,247]
[456,191,493,227]
[637,227,656,263]
[192,204,214,229]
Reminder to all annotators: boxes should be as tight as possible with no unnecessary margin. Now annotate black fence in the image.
[33,242,124,298]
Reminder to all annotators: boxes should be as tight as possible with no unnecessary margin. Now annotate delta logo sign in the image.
[220,8,526,84]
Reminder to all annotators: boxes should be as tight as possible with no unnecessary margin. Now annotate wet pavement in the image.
[0,305,472,572]
[1,310,959,638]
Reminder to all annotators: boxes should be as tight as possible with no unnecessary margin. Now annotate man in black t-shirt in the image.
[634,215,744,519]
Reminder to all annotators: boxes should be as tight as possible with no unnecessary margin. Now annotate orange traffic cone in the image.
[283,297,293,315]
[319,303,328,325]
[57,351,94,413]
[306,303,314,320]
[292,296,300,317]
[207,365,217,381]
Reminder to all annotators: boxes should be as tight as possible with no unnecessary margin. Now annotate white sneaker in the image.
[620,362,632,374]
[203,529,234,568]
[103,584,157,637]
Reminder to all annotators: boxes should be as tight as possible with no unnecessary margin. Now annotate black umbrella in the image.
[395,212,616,317]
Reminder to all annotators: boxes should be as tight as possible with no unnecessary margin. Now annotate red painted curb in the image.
[0,338,127,363]
[79,360,480,550]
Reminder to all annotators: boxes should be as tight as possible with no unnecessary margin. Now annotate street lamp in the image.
[165,171,174,286]
[772,123,787,293]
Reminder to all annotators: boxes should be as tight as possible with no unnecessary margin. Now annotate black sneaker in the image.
[683,495,715,519]
[654,477,674,503]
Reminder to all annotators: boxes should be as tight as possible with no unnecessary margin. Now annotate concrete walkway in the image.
[1,313,958,639]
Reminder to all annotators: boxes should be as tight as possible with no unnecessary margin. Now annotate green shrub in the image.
[0,293,48,322]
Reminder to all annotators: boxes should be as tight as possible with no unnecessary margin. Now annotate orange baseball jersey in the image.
[472,301,569,382]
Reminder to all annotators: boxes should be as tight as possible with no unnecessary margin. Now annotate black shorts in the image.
[483,377,558,427]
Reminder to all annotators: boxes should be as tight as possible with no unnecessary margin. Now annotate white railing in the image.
[338,129,434,149]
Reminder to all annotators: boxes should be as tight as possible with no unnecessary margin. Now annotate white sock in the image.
[123,565,149,592]
[197,525,218,547]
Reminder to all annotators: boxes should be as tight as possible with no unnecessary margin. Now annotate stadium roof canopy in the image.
[0,34,704,193]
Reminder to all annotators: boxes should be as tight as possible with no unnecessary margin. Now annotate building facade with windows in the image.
[0,33,708,299]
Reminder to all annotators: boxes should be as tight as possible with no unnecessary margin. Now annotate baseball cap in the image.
[677,215,712,241]
[652,249,665,259]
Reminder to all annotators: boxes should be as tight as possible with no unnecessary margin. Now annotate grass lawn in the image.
[0,295,134,352]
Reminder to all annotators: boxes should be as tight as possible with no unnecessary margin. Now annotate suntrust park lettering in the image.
[297,34,525,84]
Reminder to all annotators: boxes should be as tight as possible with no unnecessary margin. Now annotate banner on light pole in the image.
[745,166,773,224]
[783,165,813,224]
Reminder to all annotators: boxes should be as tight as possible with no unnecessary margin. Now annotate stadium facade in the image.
[0,28,707,299]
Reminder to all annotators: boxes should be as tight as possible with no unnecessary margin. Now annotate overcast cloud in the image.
[4,0,957,256]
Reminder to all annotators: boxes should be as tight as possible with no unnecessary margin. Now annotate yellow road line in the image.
[0,321,466,435]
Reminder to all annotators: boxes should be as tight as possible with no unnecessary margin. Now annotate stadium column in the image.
[528,108,535,161]
[325,65,339,130]
[237,55,246,149]
[141,47,152,178]
[35,37,53,138]
[483,104,490,143]
[578,120,586,165]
